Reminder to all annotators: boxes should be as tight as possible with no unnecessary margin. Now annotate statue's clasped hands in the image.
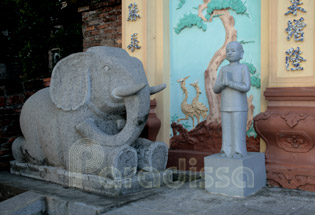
[222,71,231,88]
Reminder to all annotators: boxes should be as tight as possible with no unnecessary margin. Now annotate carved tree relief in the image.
[174,0,254,128]
[199,2,237,126]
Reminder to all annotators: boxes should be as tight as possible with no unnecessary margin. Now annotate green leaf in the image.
[207,0,247,16]
[177,0,186,10]
[174,13,206,34]
[243,62,256,75]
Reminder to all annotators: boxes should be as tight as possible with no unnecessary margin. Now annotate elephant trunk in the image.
[85,82,165,148]
[116,85,150,146]
[87,85,150,147]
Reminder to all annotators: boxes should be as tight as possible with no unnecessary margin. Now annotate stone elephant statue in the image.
[12,46,168,179]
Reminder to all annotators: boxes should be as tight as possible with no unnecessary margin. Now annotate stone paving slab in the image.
[0,191,46,215]
[0,172,171,214]
[1,172,315,215]
[103,181,315,215]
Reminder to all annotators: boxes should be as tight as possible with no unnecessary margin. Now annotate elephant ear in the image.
[50,52,93,111]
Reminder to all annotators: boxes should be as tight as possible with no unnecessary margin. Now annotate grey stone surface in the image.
[213,41,251,158]
[10,46,167,193]
[0,191,45,215]
[0,172,171,214]
[132,138,168,171]
[103,180,315,215]
[204,152,266,197]
[294,203,315,215]
[10,161,173,197]
[45,197,68,215]
[0,183,26,202]
[68,202,105,215]
[2,172,315,215]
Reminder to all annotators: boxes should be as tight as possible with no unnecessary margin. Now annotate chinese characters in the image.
[127,33,141,52]
[127,3,141,21]
[284,0,307,71]
[127,2,141,52]
[285,47,306,71]
[285,0,306,16]
[285,17,306,41]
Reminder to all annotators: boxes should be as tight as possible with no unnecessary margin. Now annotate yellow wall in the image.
[276,1,314,79]
[122,0,170,145]
[122,0,146,68]
[268,0,315,87]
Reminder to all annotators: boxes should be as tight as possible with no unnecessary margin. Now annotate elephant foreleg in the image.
[101,145,138,179]
[67,138,137,179]
[12,137,26,162]
[132,138,168,171]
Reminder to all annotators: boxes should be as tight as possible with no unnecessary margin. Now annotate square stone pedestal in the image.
[204,152,266,197]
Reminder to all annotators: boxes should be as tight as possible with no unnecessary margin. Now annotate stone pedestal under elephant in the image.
[12,46,168,180]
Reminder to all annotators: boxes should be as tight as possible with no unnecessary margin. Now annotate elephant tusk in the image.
[112,83,147,99]
[149,83,167,95]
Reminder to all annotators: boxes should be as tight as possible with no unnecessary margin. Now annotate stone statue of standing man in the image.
[213,41,250,158]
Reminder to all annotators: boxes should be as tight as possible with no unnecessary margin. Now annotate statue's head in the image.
[226,41,244,63]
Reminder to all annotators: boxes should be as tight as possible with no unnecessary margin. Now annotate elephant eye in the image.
[104,65,110,71]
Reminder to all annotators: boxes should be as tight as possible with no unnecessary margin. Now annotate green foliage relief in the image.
[177,0,186,10]
[181,122,191,129]
[245,62,256,75]
[174,13,207,34]
[244,62,260,138]
[243,62,261,89]
[207,0,247,16]
[246,125,257,138]
[171,114,179,123]
[174,0,247,34]
[170,114,191,130]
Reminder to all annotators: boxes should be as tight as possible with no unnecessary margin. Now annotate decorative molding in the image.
[280,112,306,128]
[264,87,315,100]
[253,112,271,121]
[267,166,315,191]
[254,87,315,192]
[276,130,313,153]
